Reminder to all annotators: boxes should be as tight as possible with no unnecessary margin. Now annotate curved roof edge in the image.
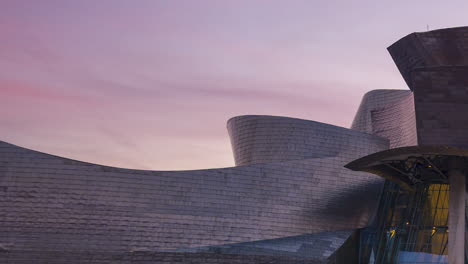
[0,135,385,175]
[0,140,238,173]
[388,26,468,50]
[227,114,380,135]
[1,115,390,173]
[360,89,410,97]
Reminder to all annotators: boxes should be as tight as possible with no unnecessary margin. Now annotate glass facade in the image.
[359,181,450,264]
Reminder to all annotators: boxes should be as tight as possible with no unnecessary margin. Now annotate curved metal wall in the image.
[351,89,417,148]
[228,115,385,166]
[0,124,387,263]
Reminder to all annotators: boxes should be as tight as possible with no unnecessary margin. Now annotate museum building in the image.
[1,27,468,264]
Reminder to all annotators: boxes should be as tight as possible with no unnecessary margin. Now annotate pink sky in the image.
[1,0,467,170]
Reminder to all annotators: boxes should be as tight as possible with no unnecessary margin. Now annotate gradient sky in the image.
[1,0,467,170]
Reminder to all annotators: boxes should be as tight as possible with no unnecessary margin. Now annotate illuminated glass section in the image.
[359,181,450,264]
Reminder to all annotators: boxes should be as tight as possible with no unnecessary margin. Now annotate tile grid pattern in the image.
[0,125,388,263]
[388,26,468,90]
[351,89,417,148]
[412,67,468,147]
[228,115,386,166]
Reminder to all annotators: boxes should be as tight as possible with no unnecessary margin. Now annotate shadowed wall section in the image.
[190,230,355,259]
[388,26,468,90]
[412,67,468,147]
[388,27,468,148]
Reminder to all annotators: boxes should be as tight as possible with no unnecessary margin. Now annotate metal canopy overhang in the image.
[344,145,468,191]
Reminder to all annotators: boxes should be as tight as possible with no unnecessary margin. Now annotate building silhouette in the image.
[1,26,468,264]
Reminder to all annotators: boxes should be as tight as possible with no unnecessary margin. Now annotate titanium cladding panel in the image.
[0,116,388,263]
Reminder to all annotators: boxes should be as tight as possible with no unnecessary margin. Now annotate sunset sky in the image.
[1,0,467,170]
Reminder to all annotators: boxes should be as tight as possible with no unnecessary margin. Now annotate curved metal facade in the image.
[0,119,388,263]
[350,26,468,264]
[4,26,468,264]
[351,89,417,148]
[228,115,383,166]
